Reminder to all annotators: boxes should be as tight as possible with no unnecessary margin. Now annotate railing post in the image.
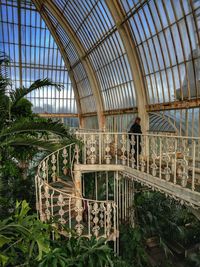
[99,132,102,164]
[173,138,178,185]
[74,170,82,197]
[35,174,39,217]
[192,140,196,191]
[146,135,150,174]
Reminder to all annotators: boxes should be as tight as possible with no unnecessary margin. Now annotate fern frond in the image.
[10,78,64,108]
[0,118,74,140]
[0,136,67,152]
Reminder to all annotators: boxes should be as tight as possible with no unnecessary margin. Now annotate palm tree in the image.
[0,52,77,216]
[0,53,75,152]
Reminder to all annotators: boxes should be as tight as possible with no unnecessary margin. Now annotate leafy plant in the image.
[187,252,200,267]
[134,190,200,266]
[39,237,116,267]
[0,201,52,266]
[120,224,148,267]
[0,201,123,267]
[0,53,77,218]
[137,191,200,243]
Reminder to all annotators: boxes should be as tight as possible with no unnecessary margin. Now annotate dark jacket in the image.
[129,122,142,154]
[129,122,142,136]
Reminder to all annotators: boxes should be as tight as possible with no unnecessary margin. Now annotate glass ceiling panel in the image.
[89,31,136,110]
[156,108,200,137]
[0,0,77,116]
[44,5,96,113]
[120,0,200,105]
[51,0,137,110]
[53,0,115,50]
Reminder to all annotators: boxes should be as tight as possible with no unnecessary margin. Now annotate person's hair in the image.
[135,117,141,122]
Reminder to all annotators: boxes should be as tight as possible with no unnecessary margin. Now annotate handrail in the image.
[75,131,200,208]
[38,177,116,204]
[35,130,200,246]
[76,131,200,141]
[35,142,118,240]
[38,143,76,167]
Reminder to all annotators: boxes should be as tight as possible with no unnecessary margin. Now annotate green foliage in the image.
[0,53,77,218]
[120,224,148,267]
[10,78,63,109]
[11,98,33,118]
[39,237,116,267]
[135,191,200,247]
[0,201,51,266]
[0,201,122,267]
[187,252,200,267]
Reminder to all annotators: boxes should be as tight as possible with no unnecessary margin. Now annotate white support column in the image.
[131,180,135,228]
[43,0,105,129]
[105,0,149,133]
[74,170,82,197]
[32,0,83,126]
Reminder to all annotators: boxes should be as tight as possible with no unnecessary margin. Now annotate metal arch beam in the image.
[17,0,23,87]
[149,112,178,134]
[41,0,105,129]
[32,0,83,126]
[105,0,148,133]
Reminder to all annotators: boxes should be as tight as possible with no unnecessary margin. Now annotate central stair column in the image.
[74,170,82,197]
[73,170,84,236]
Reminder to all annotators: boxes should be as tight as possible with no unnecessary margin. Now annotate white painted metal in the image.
[35,130,200,255]
[75,131,200,208]
[35,143,118,241]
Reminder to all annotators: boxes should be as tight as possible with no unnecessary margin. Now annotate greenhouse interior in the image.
[0,0,200,266]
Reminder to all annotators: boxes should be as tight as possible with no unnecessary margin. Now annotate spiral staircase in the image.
[35,131,200,250]
[35,142,118,243]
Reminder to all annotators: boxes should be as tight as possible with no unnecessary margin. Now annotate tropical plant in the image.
[0,53,77,217]
[39,237,116,267]
[120,224,148,267]
[0,201,123,267]
[0,52,76,152]
[0,201,52,266]
[135,191,200,247]
[133,190,200,266]
[187,252,200,267]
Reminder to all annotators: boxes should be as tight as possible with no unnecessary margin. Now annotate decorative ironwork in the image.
[51,154,57,182]
[150,137,158,177]
[130,134,136,168]
[91,202,100,237]
[74,199,84,236]
[57,194,66,224]
[62,147,68,175]
[35,132,200,252]
[104,134,112,164]
[86,134,97,164]
[120,134,127,165]
[140,135,146,172]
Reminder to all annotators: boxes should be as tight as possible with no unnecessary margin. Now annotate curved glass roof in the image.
[0,0,200,133]
[120,0,200,104]
[44,0,137,111]
[0,0,77,116]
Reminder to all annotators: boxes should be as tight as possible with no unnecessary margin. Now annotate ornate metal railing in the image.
[35,143,118,240]
[75,132,200,197]
[35,132,200,243]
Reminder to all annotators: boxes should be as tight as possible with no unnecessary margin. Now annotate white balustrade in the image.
[36,143,118,240]
[35,131,200,244]
[76,132,200,200]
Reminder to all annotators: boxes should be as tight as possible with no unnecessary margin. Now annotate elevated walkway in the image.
[35,131,200,249]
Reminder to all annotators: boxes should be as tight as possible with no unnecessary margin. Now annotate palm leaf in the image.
[0,52,10,87]
[10,78,64,108]
[0,118,74,140]
[0,52,10,66]
[0,136,66,152]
